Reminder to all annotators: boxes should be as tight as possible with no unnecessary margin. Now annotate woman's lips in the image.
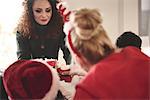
[41,19,47,22]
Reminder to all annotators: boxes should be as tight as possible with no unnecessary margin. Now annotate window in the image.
[139,0,150,36]
[0,0,22,71]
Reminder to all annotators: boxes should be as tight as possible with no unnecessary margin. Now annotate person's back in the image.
[74,46,150,99]
[65,8,150,99]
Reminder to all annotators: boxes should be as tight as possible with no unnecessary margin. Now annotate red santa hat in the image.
[3,60,59,100]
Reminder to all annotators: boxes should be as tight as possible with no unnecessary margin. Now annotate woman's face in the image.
[32,0,52,25]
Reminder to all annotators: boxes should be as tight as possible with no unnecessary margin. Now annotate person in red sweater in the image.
[67,8,150,99]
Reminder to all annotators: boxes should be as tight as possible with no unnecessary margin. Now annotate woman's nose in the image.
[41,12,48,18]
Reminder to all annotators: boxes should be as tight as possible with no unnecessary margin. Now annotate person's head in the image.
[116,31,142,49]
[32,0,52,25]
[67,8,114,71]
[17,0,64,37]
[3,60,59,99]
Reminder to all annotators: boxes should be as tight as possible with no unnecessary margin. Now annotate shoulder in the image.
[57,31,66,39]
[122,46,150,59]
[16,31,29,40]
[16,31,23,37]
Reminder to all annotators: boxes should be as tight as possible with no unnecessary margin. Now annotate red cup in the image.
[57,68,72,82]
[47,61,56,68]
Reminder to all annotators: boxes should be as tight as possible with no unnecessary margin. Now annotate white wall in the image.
[64,0,139,43]
[122,0,139,34]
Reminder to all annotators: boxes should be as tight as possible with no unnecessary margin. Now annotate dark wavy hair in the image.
[16,0,64,38]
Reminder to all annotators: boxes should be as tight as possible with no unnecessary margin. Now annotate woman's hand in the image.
[70,65,87,78]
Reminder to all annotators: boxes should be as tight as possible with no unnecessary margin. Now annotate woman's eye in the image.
[35,9,42,13]
[46,8,52,12]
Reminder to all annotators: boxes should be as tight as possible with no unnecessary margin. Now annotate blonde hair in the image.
[71,8,114,64]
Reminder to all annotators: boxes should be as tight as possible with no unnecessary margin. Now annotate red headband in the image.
[68,29,81,58]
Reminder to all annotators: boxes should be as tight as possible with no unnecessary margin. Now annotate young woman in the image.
[67,8,150,99]
[16,0,70,64]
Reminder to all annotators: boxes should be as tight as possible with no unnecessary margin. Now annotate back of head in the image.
[3,60,59,99]
[70,8,114,64]
[116,31,142,49]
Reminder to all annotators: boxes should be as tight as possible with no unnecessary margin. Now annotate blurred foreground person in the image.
[66,8,150,99]
[2,60,61,100]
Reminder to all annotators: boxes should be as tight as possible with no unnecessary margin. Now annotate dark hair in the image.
[116,31,142,49]
[16,0,64,38]
[0,75,9,100]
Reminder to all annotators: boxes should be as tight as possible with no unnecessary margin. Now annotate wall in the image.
[64,0,139,44]
[122,0,139,33]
